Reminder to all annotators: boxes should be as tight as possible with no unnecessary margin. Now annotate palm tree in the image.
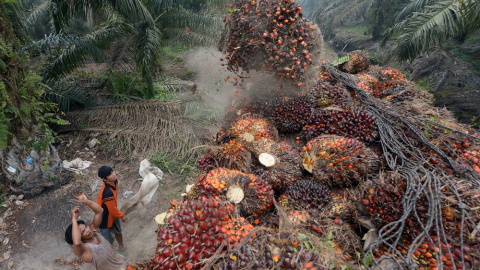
[383,0,480,61]
[24,0,224,100]
[297,0,408,39]
[24,0,161,97]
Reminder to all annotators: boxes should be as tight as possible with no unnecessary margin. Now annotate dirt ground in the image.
[0,48,227,270]
[0,144,190,270]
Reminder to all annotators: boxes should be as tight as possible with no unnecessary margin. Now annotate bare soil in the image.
[0,49,219,270]
[0,139,189,270]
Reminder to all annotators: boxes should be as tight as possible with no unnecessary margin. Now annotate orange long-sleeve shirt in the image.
[97,180,124,229]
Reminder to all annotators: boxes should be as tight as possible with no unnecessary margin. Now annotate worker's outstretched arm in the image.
[74,192,104,230]
[71,206,93,263]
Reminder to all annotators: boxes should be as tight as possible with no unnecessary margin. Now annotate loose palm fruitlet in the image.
[303,106,378,142]
[268,96,313,134]
[306,81,352,107]
[219,0,317,83]
[285,179,331,209]
[221,216,255,246]
[216,115,277,144]
[212,231,327,270]
[196,168,274,217]
[300,135,379,187]
[460,149,480,174]
[366,175,480,269]
[154,197,234,270]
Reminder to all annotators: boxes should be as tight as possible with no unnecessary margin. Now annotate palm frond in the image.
[106,0,154,23]
[165,28,217,47]
[149,0,178,14]
[25,0,52,29]
[332,0,374,26]
[159,7,222,46]
[4,0,29,42]
[461,0,480,36]
[391,0,461,61]
[395,0,434,21]
[43,79,96,112]
[25,31,104,79]
[134,22,162,97]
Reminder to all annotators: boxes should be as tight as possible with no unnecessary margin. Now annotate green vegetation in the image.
[383,0,480,61]
[150,152,199,178]
[451,47,480,72]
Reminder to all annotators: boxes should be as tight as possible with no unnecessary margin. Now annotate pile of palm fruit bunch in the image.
[152,196,235,269]
[218,0,319,85]
[130,2,480,270]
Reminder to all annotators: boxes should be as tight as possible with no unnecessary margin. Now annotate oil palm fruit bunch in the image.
[286,209,311,226]
[267,96,313,134]
[317,66,338,85]
[303,106,377,142]
[300,135,379,187]
[221,217,255,246]
[306,81,352,107]
[356,73,377,96]
[336,50,370,74]
[216,115,277,144]
[251,138,303,191]
[357,66,407,97]
[154,196,234,269]
[234,96,269,115]
[360,174,406,229]
[217,138,253,172]
[197,154,218,173]
[219,0,317,83]
[285,179,331,209]
[212,231,328,270]
[195,168,274,217]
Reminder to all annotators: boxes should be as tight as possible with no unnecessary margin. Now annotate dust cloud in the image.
[184,26,325,116]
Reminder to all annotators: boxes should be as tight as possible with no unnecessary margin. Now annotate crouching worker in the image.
[65,191,126,270]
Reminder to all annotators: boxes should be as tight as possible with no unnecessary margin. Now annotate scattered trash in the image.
[25,157,33,164]
[62,158,92,174]
[87,138,97,149]
[7,167,16,173]
[120,159,162,214]
[123,191,133,198]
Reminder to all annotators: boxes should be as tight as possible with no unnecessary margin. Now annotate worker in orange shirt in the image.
[97,166,127,255]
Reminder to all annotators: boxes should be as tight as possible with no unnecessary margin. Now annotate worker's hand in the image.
[121,216,127,223]
[71,206,80,220]
[73,191,88,204]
